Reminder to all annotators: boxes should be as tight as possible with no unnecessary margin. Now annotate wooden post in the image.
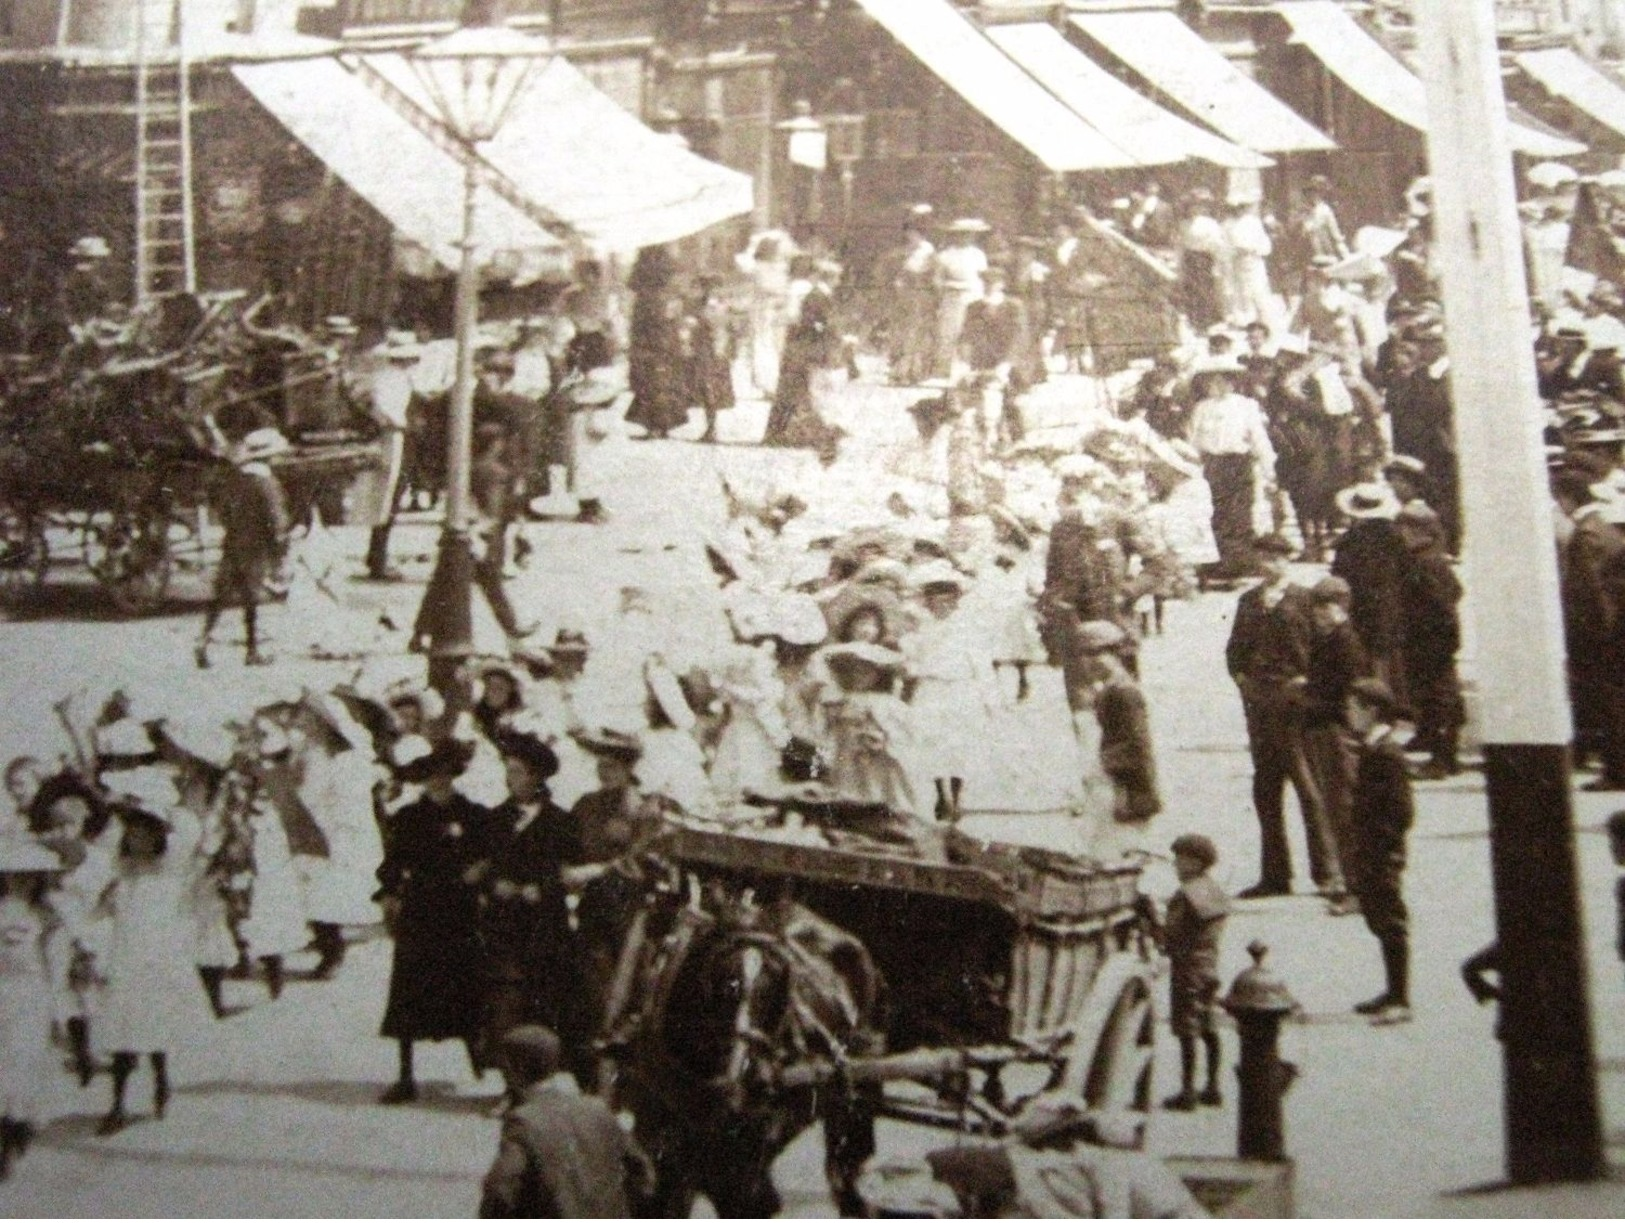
[1413,2,1605,1185]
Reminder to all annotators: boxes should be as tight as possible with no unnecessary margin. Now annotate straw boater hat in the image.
[233,427,291,465]
[1335,481,1402,520]
[382,329,422,361]
[72,235,110,259]
[394,737,475,784]
[571,727,643,765]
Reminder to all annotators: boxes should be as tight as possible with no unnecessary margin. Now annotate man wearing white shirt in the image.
[1188,357,1276,580]
[361,332,418,581]
[931,219,989,378]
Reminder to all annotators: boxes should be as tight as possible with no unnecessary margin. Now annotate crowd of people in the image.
[13,155,1625,1208]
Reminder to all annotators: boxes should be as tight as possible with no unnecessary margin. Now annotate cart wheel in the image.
[87,509,173,615]
[1080,974,1156,1146]
[0,507,48,598]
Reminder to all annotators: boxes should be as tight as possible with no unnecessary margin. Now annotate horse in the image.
[603,873,885,1218]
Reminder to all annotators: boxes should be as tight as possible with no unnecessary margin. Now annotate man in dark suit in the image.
[1225,534,1344,899]
[1554,468,1625,782]
[479,1025,654,1218]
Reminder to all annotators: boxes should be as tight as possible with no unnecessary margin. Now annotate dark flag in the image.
[1566,181,1625,286]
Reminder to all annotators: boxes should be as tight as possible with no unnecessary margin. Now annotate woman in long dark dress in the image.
[375,740,490,1103]
[624,245,690,439]
[762,260,844,461]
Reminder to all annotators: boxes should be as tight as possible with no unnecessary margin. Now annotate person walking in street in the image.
[92,794,214,1136]
[1225,534,1345,899]
[624,245,689,440]
[888,210,938,385]
[359,331,419,582]
[1073,621,1161,827]
[1188,357,1276,583]
[0,847,57,1180]
[478,1024,654,1218]
[375,739,490,1104]
[1158,834,1230,1111]
[1177,190,1226,332]
[1345,678,1415,1025]
[195,428,291,669]
[470,732,586,1084]
[958,266,1031,449]
[1304,576,1368,916]
[1554,467,1625,783]
[1331,482,1410,702]
[1394,501,1465,780]
[931,219,990,378]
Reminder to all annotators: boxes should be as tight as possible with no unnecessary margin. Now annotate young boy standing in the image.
[1162,833,1232,1110]
[1346,678,1415,1024]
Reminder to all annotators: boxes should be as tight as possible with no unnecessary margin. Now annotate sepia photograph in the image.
[0,0,1622,1215]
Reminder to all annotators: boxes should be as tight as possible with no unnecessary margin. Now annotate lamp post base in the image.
[414,527,476,703]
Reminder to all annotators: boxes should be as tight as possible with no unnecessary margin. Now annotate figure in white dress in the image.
[290,692,385,978]
[0,868,55,1179]
[92,796,214,1135]
[708,640,791,806]
[901,563,997,820]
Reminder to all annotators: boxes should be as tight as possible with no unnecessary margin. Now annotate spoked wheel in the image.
[1080,973,1156,1147]
[86,506,174,615]
[0,506,49,599]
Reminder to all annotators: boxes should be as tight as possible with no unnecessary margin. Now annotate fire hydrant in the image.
[1222,940,1300,1161]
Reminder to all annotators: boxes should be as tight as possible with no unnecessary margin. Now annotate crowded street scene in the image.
[5,0,1625,1216]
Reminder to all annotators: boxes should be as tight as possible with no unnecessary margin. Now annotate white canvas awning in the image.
[232,57,563,273]
[986,22,1271,171]
[1275,1,1586,158]
[1069,10,1334,155]
[851,0,1144,171]
[1517,47,1625,143]
[357,52,754,252]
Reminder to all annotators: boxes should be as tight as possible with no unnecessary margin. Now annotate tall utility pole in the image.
[1413,2,1605,1186]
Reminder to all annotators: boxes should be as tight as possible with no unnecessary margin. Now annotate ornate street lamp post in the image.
[409,1,546,697]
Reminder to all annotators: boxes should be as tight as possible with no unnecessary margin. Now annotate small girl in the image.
[93,774,212,1135]
[0,842,59,1179]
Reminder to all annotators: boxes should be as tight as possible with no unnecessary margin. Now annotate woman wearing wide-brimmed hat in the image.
[375,737,490,1103]
[819,642,919,815]
[288,689,385,978]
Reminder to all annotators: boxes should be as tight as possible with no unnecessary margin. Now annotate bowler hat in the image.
[494,730,560,781]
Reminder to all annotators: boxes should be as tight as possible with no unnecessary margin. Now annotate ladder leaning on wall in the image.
[133,0,196,304]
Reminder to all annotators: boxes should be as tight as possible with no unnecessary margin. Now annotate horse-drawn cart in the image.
[0,351,379,614]
[596,807,1156,1215]
[654,821,1157,1140]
